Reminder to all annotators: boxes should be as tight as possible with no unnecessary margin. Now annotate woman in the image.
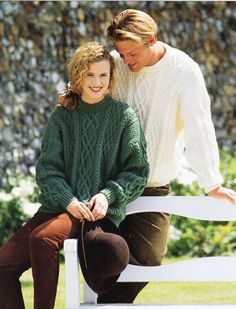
[0,42,149,309]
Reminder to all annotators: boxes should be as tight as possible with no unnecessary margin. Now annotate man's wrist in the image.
[205,185,222,194]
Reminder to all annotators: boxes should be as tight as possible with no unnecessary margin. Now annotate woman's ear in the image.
[149,36,157,46]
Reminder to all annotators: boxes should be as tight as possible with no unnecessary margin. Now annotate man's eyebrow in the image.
[122,48,140,55]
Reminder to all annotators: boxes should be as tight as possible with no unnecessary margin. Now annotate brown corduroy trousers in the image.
[0,211,129,309]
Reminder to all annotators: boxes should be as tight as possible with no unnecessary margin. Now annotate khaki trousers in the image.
[98,185,171,303]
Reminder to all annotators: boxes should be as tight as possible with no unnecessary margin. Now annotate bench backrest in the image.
[64,196,236,307]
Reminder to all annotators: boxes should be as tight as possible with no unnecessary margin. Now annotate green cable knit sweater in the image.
[36,95,149,227]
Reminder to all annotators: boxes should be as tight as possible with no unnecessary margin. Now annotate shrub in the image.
[0,150,235,256]
[0,198,29,246]
[0,174,38,246]
[168,149,236,257]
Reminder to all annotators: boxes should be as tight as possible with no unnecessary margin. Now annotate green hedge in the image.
[0,175,36,246]
[0,199,29,246]
[168,149,236,257]
[0,150,235,256]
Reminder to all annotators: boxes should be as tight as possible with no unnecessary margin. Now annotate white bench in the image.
[64,196,236,309]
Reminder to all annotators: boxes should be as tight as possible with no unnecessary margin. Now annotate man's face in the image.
[114,40,153,73]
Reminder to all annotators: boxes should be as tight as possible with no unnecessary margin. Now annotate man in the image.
[97,9,236,304]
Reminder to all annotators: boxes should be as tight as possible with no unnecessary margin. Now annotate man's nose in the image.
[123,55,131,64]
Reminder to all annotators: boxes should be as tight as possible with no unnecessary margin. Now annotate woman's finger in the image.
[87,197,96,210]
[78,203,95,221]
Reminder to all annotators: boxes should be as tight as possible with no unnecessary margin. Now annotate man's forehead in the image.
[114,41,143,54]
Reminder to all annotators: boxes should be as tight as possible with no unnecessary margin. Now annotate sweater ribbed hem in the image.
[38,193,78,211]
[60,194,78,209]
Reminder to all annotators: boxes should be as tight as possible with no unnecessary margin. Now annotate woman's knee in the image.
[108,234,129,271]
[29,220,65,252]
[94,233,129,274]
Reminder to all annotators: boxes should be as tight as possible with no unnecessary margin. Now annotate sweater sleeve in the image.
[35,111,78,211]
[178,63,223,192]
[100,110,149,206]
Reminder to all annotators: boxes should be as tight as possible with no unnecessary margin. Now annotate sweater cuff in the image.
[60,194,78,210]
[100,188,116,205]
[204,184,222,194]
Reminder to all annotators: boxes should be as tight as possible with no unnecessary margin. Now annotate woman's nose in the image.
[92,77,101,85]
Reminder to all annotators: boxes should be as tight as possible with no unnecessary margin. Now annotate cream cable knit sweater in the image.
[111,43,223,192]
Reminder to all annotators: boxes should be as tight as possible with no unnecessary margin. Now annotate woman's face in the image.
[81,59,111,104]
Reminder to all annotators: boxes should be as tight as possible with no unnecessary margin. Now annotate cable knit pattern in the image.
[35,96,149,227]
[111,43,223,192]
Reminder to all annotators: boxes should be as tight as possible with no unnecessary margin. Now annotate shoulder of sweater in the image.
[111,50,127,70]
[110,97,136,114]
[48,106,72,126]
[110,97,139,123]
[111,47,199,76]
[165,43,200,72]
[110,49,120,59]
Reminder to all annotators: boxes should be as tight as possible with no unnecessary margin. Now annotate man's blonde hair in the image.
[107,9,158,45]
[58,42,115,109]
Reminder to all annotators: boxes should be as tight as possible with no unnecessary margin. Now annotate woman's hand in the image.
[87,193,108,221]
[67,200,94,221]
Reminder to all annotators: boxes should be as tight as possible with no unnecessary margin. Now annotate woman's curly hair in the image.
[58,42,115,110]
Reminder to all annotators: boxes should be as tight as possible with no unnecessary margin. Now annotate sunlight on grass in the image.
[21,263,67,309]
[135,282,236,304]
[135,257,236,304]
[21,257,236,308]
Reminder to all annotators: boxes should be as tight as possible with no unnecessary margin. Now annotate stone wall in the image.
[0,1,236,187]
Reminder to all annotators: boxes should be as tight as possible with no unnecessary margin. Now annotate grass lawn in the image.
[21,257,236,308]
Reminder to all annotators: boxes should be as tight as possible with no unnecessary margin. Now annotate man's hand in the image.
[87,193,108,221]
[208,186,236,204]
[67,200,94,221]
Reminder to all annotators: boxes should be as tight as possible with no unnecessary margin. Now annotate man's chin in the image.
[128,65,140,73]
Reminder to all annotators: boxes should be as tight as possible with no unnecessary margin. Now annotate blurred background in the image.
[0,1,236,188]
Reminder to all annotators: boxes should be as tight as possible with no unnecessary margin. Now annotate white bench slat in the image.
[64,197,236,308]
[119,256,236,282]
[127,196,236,221]
[64,239,80,309]
[81,304,236,309]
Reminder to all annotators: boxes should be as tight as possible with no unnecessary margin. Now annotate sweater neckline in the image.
[77,95,113,112]
[138,42,172,74]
